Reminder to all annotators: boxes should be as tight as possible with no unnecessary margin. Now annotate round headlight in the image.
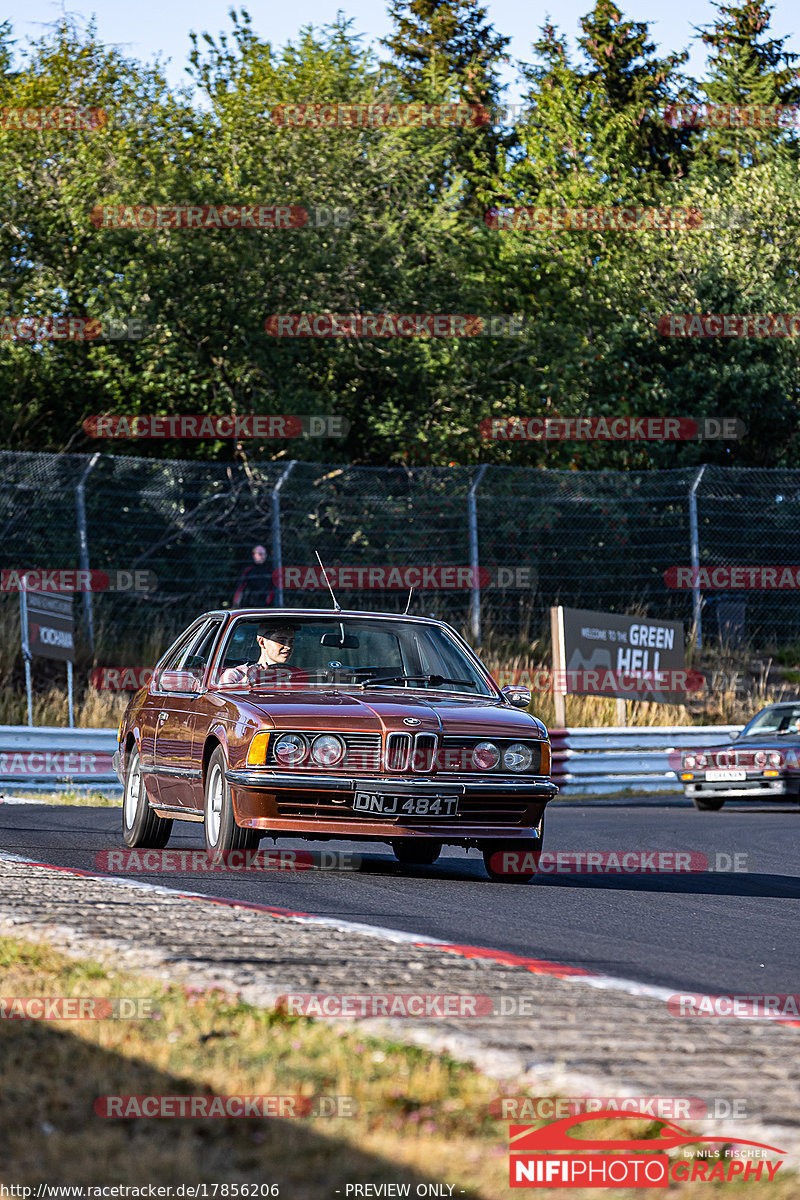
[684,754,696,768]
[472,741,500,770]
[274,733,308,766]
[503,742,533,772]
[754,750,767,768]
[695,754,708,769]
[768,751,782,767]
[311,734,345,767]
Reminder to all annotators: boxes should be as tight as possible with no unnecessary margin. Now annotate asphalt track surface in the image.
[2,795,799,998]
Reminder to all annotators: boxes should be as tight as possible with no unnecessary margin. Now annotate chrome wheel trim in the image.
[124,751,141,829]
[207,763,223,845]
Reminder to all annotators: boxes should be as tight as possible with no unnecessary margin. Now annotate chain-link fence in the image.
[2,452,800,656]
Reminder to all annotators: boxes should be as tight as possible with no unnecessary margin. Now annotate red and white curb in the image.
[0,849,728,1008]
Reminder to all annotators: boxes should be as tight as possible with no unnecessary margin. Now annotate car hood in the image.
[683,736,800,755]
[241,689,547,737]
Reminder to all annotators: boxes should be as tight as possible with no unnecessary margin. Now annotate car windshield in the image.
[740,705,800,737]
[210,616,494,696]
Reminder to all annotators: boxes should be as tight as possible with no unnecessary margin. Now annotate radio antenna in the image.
[315,550,341,612]
[403,586,414,615]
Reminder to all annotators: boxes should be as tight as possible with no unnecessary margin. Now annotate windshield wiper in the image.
[358,672,473,688]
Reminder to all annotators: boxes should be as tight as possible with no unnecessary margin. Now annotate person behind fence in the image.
[233,544,274,607]
[217,623,298,687]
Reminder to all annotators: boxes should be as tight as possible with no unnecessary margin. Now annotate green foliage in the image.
[0,3,799,466]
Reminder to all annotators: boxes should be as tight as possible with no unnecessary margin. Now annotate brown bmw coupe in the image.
[114,609,557,880]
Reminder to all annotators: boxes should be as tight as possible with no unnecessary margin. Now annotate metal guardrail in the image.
[550,725,743,795]
[0,725,119,791]
[0,724,743,797]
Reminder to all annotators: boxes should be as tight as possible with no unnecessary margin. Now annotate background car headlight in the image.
[503,742,532,772]
[768,751,782,767]
[684,754,696,768]
[754,750,767,767]
[695,754,708,769]
[311,734,345,767]
[472,741,500,770]
[274,733,308,766]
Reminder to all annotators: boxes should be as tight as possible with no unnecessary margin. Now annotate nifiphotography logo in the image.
[508,1111,785,1188]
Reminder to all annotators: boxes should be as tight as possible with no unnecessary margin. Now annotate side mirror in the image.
[729,731,740,740]
[501,685,531,709]
[158,670,202,694]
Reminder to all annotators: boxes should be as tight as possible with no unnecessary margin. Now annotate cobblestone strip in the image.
[0,854,797,1164]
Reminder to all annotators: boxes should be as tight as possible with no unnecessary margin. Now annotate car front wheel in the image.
[482,819,545,883]
[692,795,725,811]
[122,745,173,848]
[391,839,442,866]
[204,747,260,861]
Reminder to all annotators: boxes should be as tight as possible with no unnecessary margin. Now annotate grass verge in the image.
[0,936,794,1196]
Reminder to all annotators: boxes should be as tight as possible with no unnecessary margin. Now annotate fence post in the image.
[271,461,297,607]
[689,465,706,648]
[75,452,100,650]
[468,465,488,646]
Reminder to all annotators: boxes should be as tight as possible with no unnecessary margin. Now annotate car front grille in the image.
[275,794,532,825]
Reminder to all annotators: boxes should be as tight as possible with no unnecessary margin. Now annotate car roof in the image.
[200,608,451,628]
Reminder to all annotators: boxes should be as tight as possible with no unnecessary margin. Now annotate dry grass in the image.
[1,590,797,729]
[0,936,794,1197]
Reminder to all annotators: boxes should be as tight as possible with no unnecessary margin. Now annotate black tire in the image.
[482,818,545,883]
[122,744,173,848]
[204,746,260,861]
[692,795,725,812]
[391,839,442,866]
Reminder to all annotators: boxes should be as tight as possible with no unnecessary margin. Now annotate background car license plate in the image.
[705,769,746,781]
[353,792,459,816]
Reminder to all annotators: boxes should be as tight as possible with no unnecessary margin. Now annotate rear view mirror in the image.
[320,632,360,649]
[158,670,201,693]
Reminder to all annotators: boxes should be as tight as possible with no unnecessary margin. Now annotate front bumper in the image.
[684,775,800,799]
[226,769,557,842]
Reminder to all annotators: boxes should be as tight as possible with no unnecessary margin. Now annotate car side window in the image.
[153,619,212,691]
[183,620,224,673]
[158,621,207,673]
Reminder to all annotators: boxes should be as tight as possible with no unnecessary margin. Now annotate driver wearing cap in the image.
[217,622,297,687]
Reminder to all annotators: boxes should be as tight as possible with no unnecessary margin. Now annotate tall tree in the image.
[381,0,509,105]
[696,0,800,166]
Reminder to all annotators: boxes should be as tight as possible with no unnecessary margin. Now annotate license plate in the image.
[353,791,459,816]
[705,769,746,781]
